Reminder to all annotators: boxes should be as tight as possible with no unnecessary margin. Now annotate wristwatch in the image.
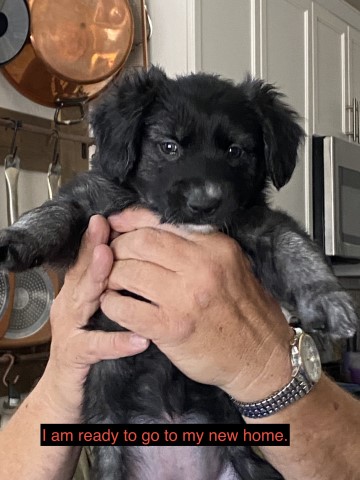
[230,327,322,418]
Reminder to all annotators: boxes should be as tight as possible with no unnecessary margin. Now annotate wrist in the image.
[37,361,86,423]
[223,327,293,403]
[227,327,323,419]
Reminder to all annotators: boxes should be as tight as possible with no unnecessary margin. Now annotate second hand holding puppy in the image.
[101,208,293,403]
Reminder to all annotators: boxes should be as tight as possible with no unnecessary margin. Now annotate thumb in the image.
[73,215,110,276]
[73,330,150,364]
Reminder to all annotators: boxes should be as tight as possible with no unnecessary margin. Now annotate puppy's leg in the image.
[0,200,89,270]
[90,446,126,480]
[235,207,358,338]
[0,172,134,271]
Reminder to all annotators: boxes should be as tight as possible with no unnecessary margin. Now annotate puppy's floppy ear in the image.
[90,66,167,180]
[243,77,304,190]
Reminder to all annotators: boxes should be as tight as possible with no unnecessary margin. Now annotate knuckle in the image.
[195,259,224,290]
[207,260,225,280]
[179,321,196,342]
[221,236,242,260]
[134,228,157,249]
[70,290,84,311]
[192,285,213,309]
[86,335,100,359]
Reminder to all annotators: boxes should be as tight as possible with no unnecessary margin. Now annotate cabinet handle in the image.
[346,98,359,142]
[355,98,359,144]
[357,98,360,144]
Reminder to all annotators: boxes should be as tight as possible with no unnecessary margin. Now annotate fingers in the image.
[109,208,201,239]
[54,215,113,327]
[107,259,177,304]
[108,208,161,232]
[110,227,197,271]
[72,215,110,277]
[72,330,150,364]
[76,243,113,313]
[51,244,113,329]
[100,292,161,340]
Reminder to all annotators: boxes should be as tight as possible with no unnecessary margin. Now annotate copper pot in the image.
[1,0,134,119]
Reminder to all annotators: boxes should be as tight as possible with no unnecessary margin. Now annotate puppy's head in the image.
[91,66,304,227]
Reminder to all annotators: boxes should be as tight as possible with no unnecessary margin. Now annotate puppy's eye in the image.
[227,144,243,159]
[160,141,179,156]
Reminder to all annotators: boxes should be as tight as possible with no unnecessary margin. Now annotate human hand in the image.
[101,209,293,402]
[41,215,149,418]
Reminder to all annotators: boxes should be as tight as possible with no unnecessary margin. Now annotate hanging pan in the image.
[0,271,15,339]
[0,133,59,349]
[1,0,134,123]
[0,0,30,66]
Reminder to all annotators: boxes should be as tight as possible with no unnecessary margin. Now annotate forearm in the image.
[0,367,81,480]
[247,375,359,480]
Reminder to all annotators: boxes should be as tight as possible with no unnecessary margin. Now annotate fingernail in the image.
[130,334,149,347]
[86,216,96,236]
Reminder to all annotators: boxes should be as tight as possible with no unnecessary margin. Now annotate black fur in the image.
[0,66,358,479]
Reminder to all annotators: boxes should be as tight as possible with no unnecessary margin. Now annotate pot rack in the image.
[0,107,91,178]
[0,117,95,145]
[0,117,94,145]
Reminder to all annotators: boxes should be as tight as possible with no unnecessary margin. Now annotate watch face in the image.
[300,334,322,383]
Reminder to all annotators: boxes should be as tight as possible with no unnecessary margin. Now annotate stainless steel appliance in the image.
[313,136,360,259]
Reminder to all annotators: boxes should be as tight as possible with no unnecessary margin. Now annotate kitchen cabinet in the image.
[312,3,360,144]
[312,3,348,139]
[348,25,360,142]
[148,0,253,78]
[257,0,312,230]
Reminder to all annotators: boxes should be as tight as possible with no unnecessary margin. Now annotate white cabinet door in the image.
[148,0,195,76]
[312,3,348,139]
[148,0,253,80]
[259,0,312,231]
[196,0,253,80]
[348,26,360,143]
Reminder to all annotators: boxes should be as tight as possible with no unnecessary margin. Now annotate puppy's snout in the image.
[186,182,222,215]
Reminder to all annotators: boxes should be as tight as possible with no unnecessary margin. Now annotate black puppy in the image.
[0,67,358,479]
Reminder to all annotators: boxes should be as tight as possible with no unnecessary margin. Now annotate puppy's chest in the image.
[123,379,242,479]
[126,444,238,480]
[125,413,238,480]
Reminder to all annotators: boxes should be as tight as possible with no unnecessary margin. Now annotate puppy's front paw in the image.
[0,228,43,271]
[297,290,358,338]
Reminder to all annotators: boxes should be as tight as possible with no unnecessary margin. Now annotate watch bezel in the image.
[291,329,321,384]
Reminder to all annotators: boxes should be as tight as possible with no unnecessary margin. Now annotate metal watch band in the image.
[230,375,312,419]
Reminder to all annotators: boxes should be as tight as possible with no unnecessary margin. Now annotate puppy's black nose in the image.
[186,183,222,215]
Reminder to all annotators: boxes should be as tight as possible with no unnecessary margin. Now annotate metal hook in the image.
[48,129,62,199]
[1,354,19,388]
[134,0,153,47]
[145,4,153,40]
[8,120,21,158]
[50,129,60,165]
